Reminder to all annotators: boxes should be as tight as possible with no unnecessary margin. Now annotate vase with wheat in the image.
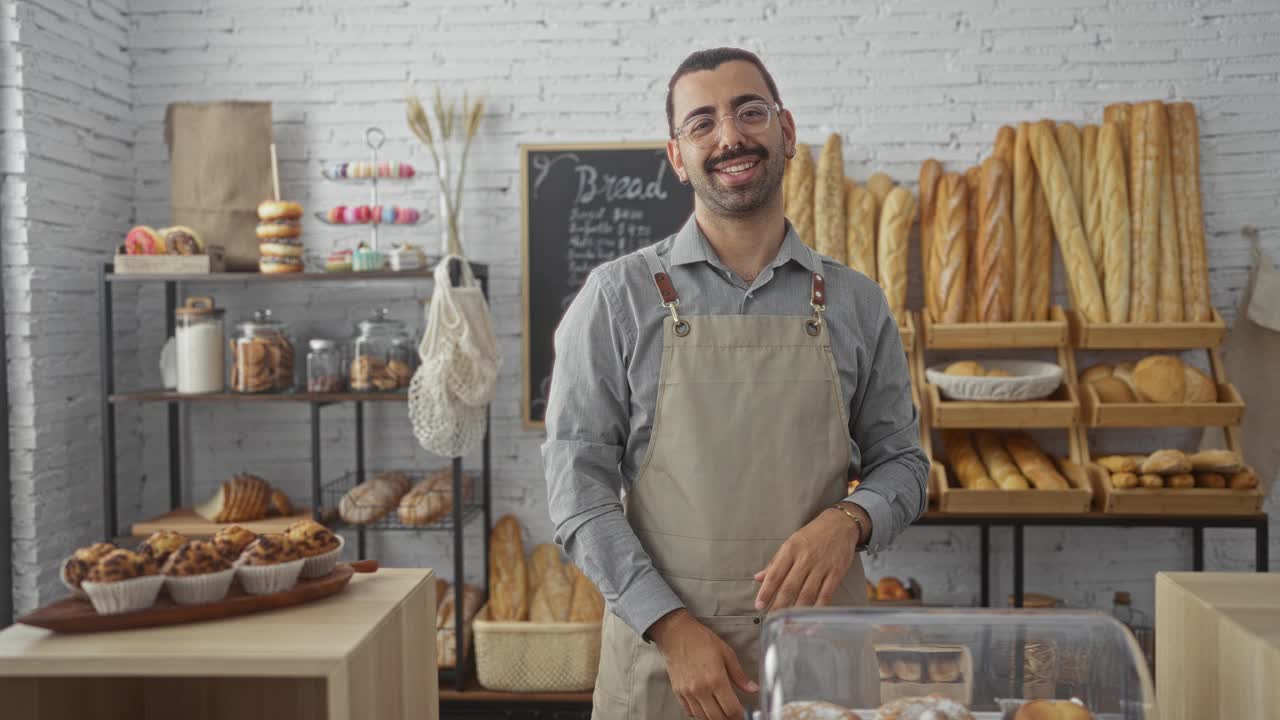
[406,89,484,257]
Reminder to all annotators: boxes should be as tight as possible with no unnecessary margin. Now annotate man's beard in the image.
[687,143,785,215]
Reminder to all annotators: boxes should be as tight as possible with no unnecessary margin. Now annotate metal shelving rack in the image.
[98,261,491,690]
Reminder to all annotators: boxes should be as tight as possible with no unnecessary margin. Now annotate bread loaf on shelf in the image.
[877,186,916,319]
[397,468,473,527]
[338,471,410,525]
[489,514,530,621]
[918,159,944,322]
[1167,102,1212,322]
[866,172,895,209]
[1104,101,1133,171]
[1140,449,1191,475]
[529,558,573,623]
[1155,101,1184,323]
[1004,432,1070,490]
[1129,102,1163,322]
[964,166,982,323]
[977,157,1014,322]
[943,431,997,490]
[1188,450,1242,474]
[845,180,877,280]
[975,430,1030,490]
[566,563,606,622]
[1012,123,1037,322]
[814,134,846,263]
[1098,122,1132,322]
[932,173,969,323]
[1055,122,1085,223]
[993,125,1016,169]
[789,144,816,248]
[1081,124,1104,284]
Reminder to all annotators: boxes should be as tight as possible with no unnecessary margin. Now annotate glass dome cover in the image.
[757,608,1154,720]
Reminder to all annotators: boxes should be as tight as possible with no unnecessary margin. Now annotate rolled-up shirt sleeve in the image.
[542,270,684,637]
[845,297,930,550]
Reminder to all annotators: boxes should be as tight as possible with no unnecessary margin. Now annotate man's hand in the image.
[753,503,868,611]
[650,609,757,720]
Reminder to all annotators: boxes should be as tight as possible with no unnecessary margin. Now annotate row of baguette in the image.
[783,98,1212,326]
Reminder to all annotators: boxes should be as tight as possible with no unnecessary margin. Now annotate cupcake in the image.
[61,542,116,597]
[325,249,353,273]
[137,530,187,567]
[162,540,236,605]
[212,525,257,562]
[285,519,344,579]
[81,549,165,615]
[236,533,304,595]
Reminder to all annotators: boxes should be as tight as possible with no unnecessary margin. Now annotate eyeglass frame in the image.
[673,100,784,148]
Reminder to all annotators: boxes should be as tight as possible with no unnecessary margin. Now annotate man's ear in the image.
[666,138,686,183]
[781,107,797,156]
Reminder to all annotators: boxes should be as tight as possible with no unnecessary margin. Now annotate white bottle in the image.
[175,297,225,394]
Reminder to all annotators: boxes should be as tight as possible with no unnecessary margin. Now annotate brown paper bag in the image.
[165,101,273,271]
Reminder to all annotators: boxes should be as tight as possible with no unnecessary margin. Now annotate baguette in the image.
[1129,102,1163,322]
[1097,455,1141,474]
[975,431,1030,490]
[1141,449,1191,475]
[932,173,969,323]
[1098,122,1132,322]
[919,159,944,322]
[1111,472,1139,489]
[1104,102,1132,172]
[815,134,846,263]
[1155,102,1183,322]
[1028,121,1107,323]
[866,172,895,209]
[977,157,1014,321]
[529,561,573,622]
[790,144,816,248]
[1188,450,1242,474]
[1004,432,1070,490]
[489,514,530,621]
[1055,122,1085,222]
[964,166,982,322]
[529,543,563,592]
[1167,473,1195,489]
[942,431,996,490]
[993,125,1016,168]
[877,186,916,318]
[1012,123,1037,321]
[567,563,606,622]
[1167,102,1212,321]
[1081,124,1105,284]
[845,181,877,279]
[1029,123,1055,321]
[782,154,794,215]
[1141,473,1166,489]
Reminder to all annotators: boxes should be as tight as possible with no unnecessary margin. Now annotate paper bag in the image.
[165,101,273,271]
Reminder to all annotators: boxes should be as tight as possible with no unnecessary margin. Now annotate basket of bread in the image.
[473,515,605,692]
[926,360,1063,402]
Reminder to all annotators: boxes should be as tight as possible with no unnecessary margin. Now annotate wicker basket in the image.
[472,604,602,692]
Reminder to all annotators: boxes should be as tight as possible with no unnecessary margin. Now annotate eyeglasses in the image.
[675,101,780,148]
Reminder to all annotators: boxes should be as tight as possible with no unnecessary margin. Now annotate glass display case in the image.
[757,608,1154,719]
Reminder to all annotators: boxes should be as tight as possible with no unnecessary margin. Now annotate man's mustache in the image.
[705,147,768,173]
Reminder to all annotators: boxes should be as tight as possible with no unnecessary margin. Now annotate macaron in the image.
[377,161,390,178]
[382,205,396,224]
[328,206,345,224]
[354,205,371,224]
[399,163,413,178]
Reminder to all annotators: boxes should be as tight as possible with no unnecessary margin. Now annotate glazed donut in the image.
[259,255,304,274]
[125,226,165,255]
[259,241,304,258]
[257,200,303,222]
[256,220,302,240]
[158,226,204,255]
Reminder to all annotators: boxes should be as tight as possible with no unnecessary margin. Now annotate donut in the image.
[259,241,304,258]
[256,220,302,240]
[259,255,304,274]
[257,200,303,222]
[124,226,164,255]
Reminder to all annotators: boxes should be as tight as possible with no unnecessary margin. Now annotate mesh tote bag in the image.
[409,256,501,457]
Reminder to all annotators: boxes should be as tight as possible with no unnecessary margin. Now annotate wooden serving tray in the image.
[17,560,377,633]
[131,507,314,537]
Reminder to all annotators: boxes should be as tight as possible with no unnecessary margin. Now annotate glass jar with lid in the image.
[174,297,225,394]
[231,308,296,393]
[307,338,344,393]
[349,308,415,392]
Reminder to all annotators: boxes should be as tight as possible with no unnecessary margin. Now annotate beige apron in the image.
[592,245,872,719]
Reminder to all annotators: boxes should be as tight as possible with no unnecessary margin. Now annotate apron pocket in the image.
[697,614,765,687]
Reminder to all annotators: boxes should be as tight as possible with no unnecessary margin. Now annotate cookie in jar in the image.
[230,308,296,393]
[349,308,416,392]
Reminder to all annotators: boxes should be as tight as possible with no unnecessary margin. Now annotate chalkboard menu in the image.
[521,142,694,427]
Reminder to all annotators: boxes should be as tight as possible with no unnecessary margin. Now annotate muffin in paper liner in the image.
[81,574,165,615]
[236,557,305,595]
[60,560,89,600]
[299,535,345,579]
[164,566,237,605]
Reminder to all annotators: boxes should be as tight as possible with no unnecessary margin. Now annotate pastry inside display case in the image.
[758,608,1153,719]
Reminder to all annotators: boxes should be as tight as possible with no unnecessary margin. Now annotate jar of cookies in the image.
[230,309,296,393]
[349,308,415,392]
[306,338,344,393]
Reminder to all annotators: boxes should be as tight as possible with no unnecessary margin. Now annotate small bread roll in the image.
[1188,450,1242,474]
[1113,362,1139,396]
[1195,473,1226,489]
[1132,355,1186,403]
[893,657,923,682]
[1093,377,1137,403]
[1230,468,1259,490]
[1015,699,1094,720]
[1141,449,1191,475]
[1097,455,1140,474]
[928,655,962,683]
[1079,363,1114,384]
[1111,472,1139,489]
[1183,365,1217,403]
[878,656,894,680]
[1168,473,1195,489]
[1140,473,1165,489]
[945,361,985,376]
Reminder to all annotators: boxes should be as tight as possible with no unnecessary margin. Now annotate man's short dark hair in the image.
[666,48,783,138]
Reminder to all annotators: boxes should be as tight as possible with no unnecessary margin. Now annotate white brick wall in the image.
[4,0,1279,618]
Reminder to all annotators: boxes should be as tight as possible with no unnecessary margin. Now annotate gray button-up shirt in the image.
[542,215,929,637]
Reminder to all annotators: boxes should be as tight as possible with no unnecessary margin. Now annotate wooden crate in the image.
[1082,426,1265,516]
[928,381,1079,429]
[898,311,916,354]
[923,306,1069,349]
[113,247,226,275]
[875,644,973,706]
[1068,307,1227,349]
[1080,380,1245,427]
[934,453,1094,515]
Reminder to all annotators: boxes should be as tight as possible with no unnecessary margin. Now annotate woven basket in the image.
[472,604,602,692]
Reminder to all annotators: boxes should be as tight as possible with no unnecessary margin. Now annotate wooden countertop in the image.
[0,568,434,678]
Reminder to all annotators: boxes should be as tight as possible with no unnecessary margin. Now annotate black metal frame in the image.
[98,263,492,689]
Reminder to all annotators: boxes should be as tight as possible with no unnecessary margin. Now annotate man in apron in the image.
[544,48,929,720]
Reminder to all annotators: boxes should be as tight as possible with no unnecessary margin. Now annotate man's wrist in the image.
[831,501,871,546]
[647,607,691,648]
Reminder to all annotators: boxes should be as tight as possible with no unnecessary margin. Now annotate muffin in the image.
[236,533,305,595]
[138,530,187,567]
[162,540,237,605]
[285,519,344,578]
[61,542,116,594]
[212,525,257,562]
[81,548,165,615]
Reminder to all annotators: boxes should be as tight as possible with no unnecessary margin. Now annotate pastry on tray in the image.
[212,525,258,562]
[81,549,165,615]
[162,540,237,605]
[875,694,975,719]
[780,700,863,719]
[137,530,187,567]
[285,519,344,578]
[61,542,117,595]
[194,472,273,523]
[236,533,305,595]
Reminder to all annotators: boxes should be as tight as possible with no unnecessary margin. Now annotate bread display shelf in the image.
[932,456,1093,515]
[898,311,916,354]
[110,388,409,404]
[130,507,313,537]
[17,561,376,634]
[1067,307,1227,349]
[921,306,1069,349]
[1081,380,1245,427]
[927,382,1079,429]
[875,643,973,706]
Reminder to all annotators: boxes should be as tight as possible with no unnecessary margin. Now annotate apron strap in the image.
[805,246,827,336]
[639,245,690,337]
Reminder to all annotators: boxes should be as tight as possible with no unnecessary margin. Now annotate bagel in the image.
[257,200,303,222]
[259,241,304,258]
[255,220,302,240]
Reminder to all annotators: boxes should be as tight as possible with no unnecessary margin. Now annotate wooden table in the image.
[1156,571,1280,720]
[0,568,437,720]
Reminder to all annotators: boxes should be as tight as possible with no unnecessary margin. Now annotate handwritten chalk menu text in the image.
[521,143,693,427]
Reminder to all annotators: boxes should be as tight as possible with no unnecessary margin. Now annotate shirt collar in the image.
[668,214,821,274]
